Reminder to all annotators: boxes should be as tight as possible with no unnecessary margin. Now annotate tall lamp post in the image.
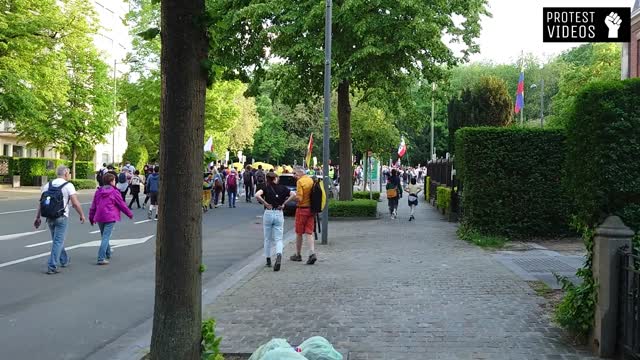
[430,82,436,158]
[321,0,332,245]
[530,79,544,128]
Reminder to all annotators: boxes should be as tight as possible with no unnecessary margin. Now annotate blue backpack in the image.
[40,182,69,219]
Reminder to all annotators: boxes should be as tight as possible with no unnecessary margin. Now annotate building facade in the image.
[622,0,640,79]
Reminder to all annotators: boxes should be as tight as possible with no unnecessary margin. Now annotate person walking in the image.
[255,165,266,194]
[34,165,86,274]
[116,170,129,201]
[88,173,134,265]
[226,168,238,208]
[218,165,227,205]
[386,169,402,219]
[290,166,317,265]
[244,165,255,203]
[146,166,160,220]
[255,172,296,271]
[128,170,143,209]
[202,173,213,212]
[211,168,223,208]
[405,177,421,221]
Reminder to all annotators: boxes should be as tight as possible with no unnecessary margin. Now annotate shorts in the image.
[295,207,315,235]
[150,192,159,206]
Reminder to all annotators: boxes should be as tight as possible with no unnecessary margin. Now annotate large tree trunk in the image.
[150,0,207,359]
[337,80,352,201]
[71,143,77,179]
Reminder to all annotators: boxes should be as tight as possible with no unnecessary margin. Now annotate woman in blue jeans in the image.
[255,172,296,271]
[89,173,134,265]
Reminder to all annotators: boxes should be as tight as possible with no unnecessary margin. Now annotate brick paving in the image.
[205,199,595,359]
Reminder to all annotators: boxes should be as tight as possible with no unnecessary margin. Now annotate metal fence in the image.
[426,158,463,219]
[619,247,640,359]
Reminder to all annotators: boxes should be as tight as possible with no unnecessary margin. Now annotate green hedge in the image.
[13,158,66,185]
[455,127,569,237]
[436,186,452,213]
[352,191,380,201]
[71,161,94,179]
[69,179,97,190]
[565,79,640,233]
[328,199,377,217]
[425,176,431,200]
[122,145,149,172]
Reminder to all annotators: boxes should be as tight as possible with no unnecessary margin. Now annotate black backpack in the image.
[310,178,324,214]
[256,170,266,184]
[118,172,127,183]
[40,182,70,219]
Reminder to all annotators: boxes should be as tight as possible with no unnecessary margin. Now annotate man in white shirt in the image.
[34,165,86,274]
[122,161,135,174]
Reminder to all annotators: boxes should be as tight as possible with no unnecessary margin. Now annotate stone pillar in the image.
[591,216,635,358]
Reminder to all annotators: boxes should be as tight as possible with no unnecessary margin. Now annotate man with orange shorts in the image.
[290,167,317,265]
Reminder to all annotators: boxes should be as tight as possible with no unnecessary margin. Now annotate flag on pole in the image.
[397,136,407,158]
[204,136,213,152]
[514,67,525,114]
[305,133,313,169]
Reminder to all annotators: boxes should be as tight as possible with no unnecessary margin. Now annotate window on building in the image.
[13,146,24,157]
[102,153,110,165]
[2,144,8,156]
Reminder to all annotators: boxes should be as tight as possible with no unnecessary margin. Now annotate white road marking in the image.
[90,230,101,234]
[134,219,152,224]
[0,230,46,241]
[25,240,52,248]
[0,235,155,268]
[0,202,91,215]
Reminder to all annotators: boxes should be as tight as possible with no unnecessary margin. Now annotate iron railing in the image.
[620,247,640,359]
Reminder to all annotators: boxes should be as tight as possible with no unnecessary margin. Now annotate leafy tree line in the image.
[1,0,116,177]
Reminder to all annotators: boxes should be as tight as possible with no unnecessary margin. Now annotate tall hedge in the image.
[122,145,149,171]
[456,127,569,237]
[565,79,640,232]
[8,158,93,184]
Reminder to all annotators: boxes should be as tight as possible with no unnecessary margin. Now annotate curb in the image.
[86,229,298,360]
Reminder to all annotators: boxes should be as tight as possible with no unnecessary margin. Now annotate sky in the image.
[470,0,634,64]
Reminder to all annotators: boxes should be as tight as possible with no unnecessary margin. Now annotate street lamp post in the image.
[430,82,436,158]
[321,0,332,245]
[530,79,545,128]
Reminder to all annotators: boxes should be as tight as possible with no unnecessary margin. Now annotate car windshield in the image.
[277,176,296,188]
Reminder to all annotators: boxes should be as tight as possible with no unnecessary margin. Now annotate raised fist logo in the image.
[605,12,622,38]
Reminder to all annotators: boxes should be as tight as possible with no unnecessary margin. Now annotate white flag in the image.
[204,136,213,152]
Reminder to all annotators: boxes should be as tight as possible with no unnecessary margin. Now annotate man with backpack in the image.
[255,165,266,193]
[146,166,160,220]
[290,166,317,265]
[244,165,255,203]
[226,168,238,208]
[34,165,86,274]
[115,170,129,201]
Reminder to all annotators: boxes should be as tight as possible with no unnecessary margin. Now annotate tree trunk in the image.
[150,0,207,359]
[337,80,352,201]
[71,143,77,179]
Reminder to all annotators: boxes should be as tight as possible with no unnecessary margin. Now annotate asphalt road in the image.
[0,191,292,360]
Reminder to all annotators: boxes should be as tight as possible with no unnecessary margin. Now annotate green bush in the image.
[201,318,223,360]
[328,199,377,217]
[424,176,431,200]
[69,161,94,179]
[455,127,569,237]
[353,191,380,201]
[69,179,97,190]
[436,186,452,213]
[13,158,66,185]
[123,145,149,172]
[565,78,640,234]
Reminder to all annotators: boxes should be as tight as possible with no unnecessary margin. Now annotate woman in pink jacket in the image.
[89,172,134,265]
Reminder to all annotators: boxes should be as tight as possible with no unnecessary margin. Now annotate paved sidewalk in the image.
[206,201,595,359]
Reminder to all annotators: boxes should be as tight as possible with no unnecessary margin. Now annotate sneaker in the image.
[61,261,70,268]
[266,257,271,267]
[45,268,60,275]
[274,254,282,272]
[290,254,302,262]
[154,215,158,221]
[97,260,109,265]
[147,210,152,219]
[306,253,317,265]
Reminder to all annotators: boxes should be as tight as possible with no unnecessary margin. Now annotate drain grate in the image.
[511,257,576,273]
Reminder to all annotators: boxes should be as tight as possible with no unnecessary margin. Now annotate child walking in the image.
[405,177,422,221]
[128,170,143,209]
[89,173,134,265]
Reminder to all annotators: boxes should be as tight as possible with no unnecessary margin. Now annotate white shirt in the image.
[41,178,77,218]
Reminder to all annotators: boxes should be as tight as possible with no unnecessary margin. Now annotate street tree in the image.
[149,0,208,359]
[206,0,489,200]
[9,0,115,178]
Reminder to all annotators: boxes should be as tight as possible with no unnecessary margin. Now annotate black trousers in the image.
[129,193,140,208]
[245,183,253,200]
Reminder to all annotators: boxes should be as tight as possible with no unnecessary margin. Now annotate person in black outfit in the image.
[255,172,296,271]
[244,165,255,202]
